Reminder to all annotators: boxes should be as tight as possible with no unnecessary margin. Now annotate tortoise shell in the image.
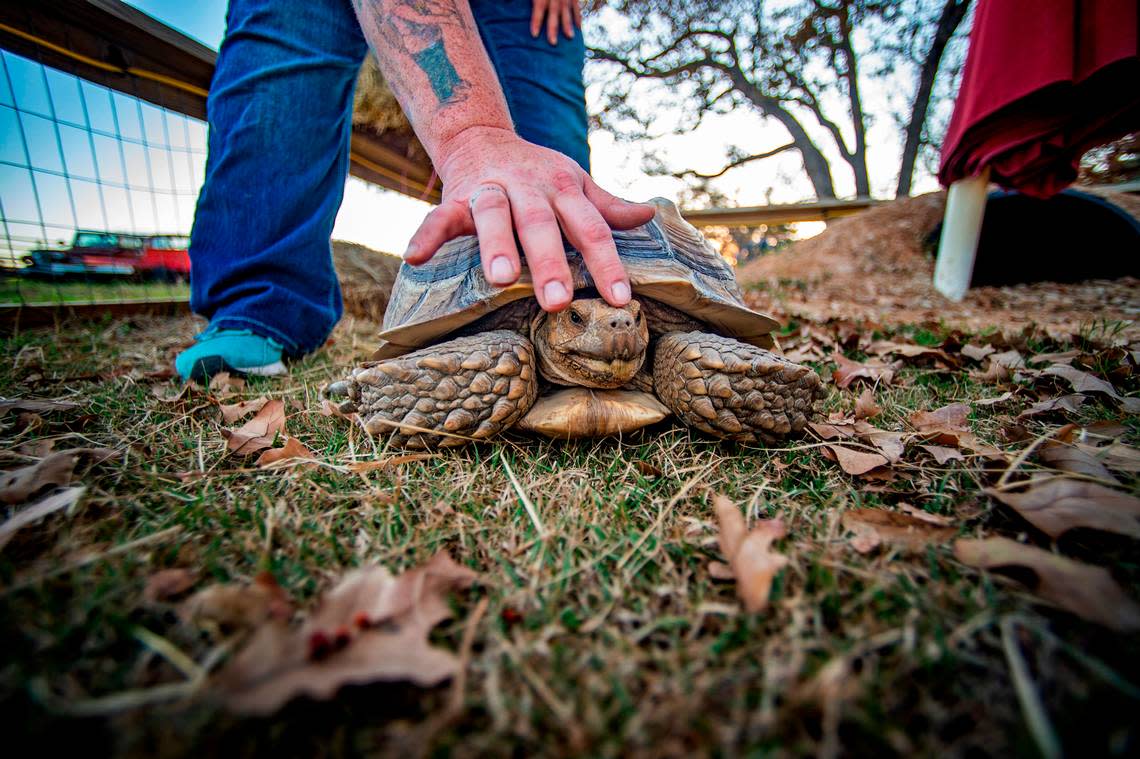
[373,197,780,359]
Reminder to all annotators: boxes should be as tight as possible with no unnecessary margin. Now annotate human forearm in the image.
[350,0,514,161]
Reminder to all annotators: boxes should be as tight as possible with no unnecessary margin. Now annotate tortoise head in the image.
[531,298,649,388]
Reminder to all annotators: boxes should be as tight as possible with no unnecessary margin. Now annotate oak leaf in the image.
[710,494,788,613]
[1038,445,1118,484]
[986,480,1140,539]
[0,486,85,551]
[181,571,295,632]
[909,403,969,433]
[222,400,286,455]
[0,448,117,505]
[919,445,964,465]
[822,445,889,476]
[1044,364,1140,411]
[831,355,897,389]
[212,551,478,714]
[1017,394,1086,419]
[854,388,881,420]
[219,397,269,424]
[954,537,1140,631]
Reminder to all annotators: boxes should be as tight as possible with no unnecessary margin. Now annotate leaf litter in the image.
[210,550,478,714]
[841,508,956,554]
[986,480,1140,540]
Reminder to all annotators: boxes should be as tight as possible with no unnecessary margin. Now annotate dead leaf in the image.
[0,486,85,550]
[909,403,970,433]
[635,460,662,478]
[822,445,889,476]
[209,372,246,395]
[961,344,996,362]
[899,503,955,526]
[854,388,881,420]
[222,400,286,456]
[711,494,788,613]
[853,422,905,463]
[256,437,317,468]
[1017,394,1086,419]
[954,537,1140,632]
[1086,441,1140,473]
[320,399,359,422]
[973,391,1014,407]
[986,480,1140,539]
[1038,445,1118,484]
[919,445,964,465]
[1044,364,1136,411]
[181,571,295,633]
[808,422,855,440]
[0,398,80,417]
[0,448,117,505]
[219,397,269,424]
[144,568,198,603]
[831,354,897,389]
[212,551,478,714]
[344,453,436,472]
[1026,350,1079,366]
[867,341,952,364]
[841,508,955,553]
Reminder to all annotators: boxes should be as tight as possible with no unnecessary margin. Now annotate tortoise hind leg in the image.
[653,331,823,442]
[328,330,537,448]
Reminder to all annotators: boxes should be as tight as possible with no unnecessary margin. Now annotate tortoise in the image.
[325,198,824,447]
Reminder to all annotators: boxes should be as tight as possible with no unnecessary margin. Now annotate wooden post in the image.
[934,168,990,301]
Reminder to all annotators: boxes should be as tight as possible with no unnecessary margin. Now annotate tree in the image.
[589,0,971,204]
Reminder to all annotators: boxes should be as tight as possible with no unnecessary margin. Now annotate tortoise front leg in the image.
[653,331,823,442]
[328,330,537,448]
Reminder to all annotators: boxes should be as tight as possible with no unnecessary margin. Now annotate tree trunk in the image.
[896,0,971,197]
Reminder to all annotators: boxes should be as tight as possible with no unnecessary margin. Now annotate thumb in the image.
[583,179,656,230]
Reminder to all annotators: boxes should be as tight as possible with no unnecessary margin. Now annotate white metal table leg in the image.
[934,169,990,301]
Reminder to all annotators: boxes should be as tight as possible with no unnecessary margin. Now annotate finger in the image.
[470,188,521,286]
[530,0,547,37]
[561,4,574,38]
[510,189,573,311]
[403,200,473,265]
[547,7,559,45]
[582,178,657,230]
[552,187,630,307]
[573,0,582,28]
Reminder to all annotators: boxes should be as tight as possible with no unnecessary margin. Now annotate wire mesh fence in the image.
[1,48,205,308]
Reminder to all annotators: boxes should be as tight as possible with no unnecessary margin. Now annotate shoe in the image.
[175,328,287,382]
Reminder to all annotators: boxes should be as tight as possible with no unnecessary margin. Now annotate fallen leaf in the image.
[212,551,478,714]
[960,344,996,362]
[899,503,955,526]
[909,403,970,433]
[808,422,855,440]
[853,422,905,463]
[711,494,788,613]
[1039,445,1119,484]
[0,486,85,550]
[1086,441,1140,473]
[989,350,1025,369]
[866,341,952,364]
[1045,364,1135,410]
[1027,350,1079,366]
[0,398,80,417]
[256,437,317,468]
[831,355,897,389]
[635,460,662,478]
[954,537,1140,632]
[0,448,117,505]
[986,480,1140,539]
[841,508,955,553]
[144,568,198,603]
[1017,394,1086,419]
[181,571,295,632]
[822,445,890,476]
[222,400,286,456]
[219,397,270,424]
[973,391,1014,406]
[919,445,964,465]
[854,388,881,420]
[343,453,436,472]
[209,372,246,395]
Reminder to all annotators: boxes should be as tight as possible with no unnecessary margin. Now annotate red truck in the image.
[22,231,191,281]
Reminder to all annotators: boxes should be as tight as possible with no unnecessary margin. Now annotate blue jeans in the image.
[189,0,589,355]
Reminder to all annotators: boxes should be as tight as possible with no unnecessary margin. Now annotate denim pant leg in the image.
[469,0,590,172]
[189,0,368,355]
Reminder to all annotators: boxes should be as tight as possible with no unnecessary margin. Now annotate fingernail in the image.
[402,243,419,261]
[611,281,630,304]
[543,280,569,305]
[489,256,514,284]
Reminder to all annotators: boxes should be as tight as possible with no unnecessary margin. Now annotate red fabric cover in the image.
[939,0,1140,198]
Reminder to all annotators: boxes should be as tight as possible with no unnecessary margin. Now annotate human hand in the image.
[530,0,582,46]
[402,126,656,312]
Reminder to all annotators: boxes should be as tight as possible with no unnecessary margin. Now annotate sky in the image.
[1,0,947,262]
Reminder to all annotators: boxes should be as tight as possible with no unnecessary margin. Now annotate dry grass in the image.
[1,310,1138,757]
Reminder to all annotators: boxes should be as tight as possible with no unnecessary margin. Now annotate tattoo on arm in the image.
[354,0,473,107]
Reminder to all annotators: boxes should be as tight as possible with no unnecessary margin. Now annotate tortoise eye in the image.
[569,310,584,325]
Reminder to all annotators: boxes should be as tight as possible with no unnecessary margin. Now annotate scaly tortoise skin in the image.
[327,198,824,447]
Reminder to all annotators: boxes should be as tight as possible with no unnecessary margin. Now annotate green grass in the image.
[1,314,1138,756]
[0,277,189,306]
